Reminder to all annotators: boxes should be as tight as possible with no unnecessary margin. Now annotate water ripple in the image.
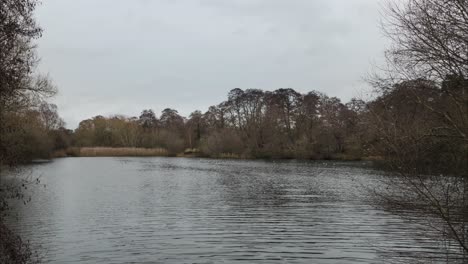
[3,158,465,263]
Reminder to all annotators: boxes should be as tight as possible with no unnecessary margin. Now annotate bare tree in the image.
[379,0,468,81]
[1,0,57,166]
[368,0,468,258]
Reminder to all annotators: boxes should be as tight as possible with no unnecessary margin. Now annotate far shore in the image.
[50,147,382,161]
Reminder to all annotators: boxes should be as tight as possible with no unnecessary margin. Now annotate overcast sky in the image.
[35,0,388,129]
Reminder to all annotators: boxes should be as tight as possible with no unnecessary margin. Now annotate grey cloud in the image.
[36,0,387,128]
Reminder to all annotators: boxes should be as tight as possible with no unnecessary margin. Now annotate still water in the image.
[2,158,459,263]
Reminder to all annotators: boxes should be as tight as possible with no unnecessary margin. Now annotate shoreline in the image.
[49,147,380,162]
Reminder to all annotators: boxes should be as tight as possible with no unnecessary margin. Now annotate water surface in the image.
[3,158,459,263]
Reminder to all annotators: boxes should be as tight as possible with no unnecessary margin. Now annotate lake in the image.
[2,157,461,263]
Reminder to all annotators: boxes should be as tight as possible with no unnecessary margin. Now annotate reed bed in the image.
[77,147,168,157]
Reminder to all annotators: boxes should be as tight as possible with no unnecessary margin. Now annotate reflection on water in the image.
[2,158,463,263]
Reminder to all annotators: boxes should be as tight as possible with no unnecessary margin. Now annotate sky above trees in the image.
[35,0,388,128]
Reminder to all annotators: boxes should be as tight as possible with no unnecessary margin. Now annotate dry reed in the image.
[77,147,168,157]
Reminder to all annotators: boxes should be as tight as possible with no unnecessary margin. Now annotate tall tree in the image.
[268,88,302,142]
[138,109,158,129]
[186,110,203,149]
[0,0,57,165]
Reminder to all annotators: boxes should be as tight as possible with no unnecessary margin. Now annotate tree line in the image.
[2,72,465,178]
[72,88,364,159]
